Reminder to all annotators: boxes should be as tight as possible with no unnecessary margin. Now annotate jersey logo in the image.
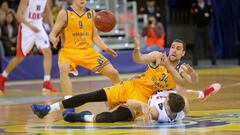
[158,103,163,110]
[87,12,91,19]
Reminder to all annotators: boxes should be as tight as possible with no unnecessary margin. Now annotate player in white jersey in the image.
[126,83,221,123]
[0,0,57,95]
[147,90,186,122]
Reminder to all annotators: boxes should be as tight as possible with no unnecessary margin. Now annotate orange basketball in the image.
[94,10,116,32]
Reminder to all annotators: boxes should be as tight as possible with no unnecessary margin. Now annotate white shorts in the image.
[16,24,50,57]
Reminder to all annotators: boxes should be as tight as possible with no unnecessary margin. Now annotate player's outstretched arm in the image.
[49,9,66,48]
[176,85,190,114]
[92,11,117,57]
[179,64,199,84]
[132,35,162,66]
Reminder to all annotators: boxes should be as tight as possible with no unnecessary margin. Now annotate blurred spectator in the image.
[141,16,165,52]
[191,0,216,66]
[0,27,5,59]
[1,11,18,56]
[139,0,162,23]
[0,0,9,25]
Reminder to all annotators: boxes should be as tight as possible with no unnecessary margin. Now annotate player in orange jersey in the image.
[31,35,220,122]
[48,0,121,109]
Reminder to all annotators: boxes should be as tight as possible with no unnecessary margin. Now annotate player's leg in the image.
[0,56,24,95]
[36,29,56,92]
[31,88,107,118]
[0,25,33,94]
[100,63,121,84]
[187,83,221,100]
[64,106,134,123]
[59,63,72,96]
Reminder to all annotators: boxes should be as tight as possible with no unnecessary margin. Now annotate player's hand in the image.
[49,35,59,48]
[153,52,163,67]
[141,104,152,123]
[133,34,141,49]
[104,47,118,57]
[29,24,40,33]
[160,52,170,67]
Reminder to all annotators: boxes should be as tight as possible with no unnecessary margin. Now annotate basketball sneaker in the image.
[202,83,221,100]
[31,104,51,118]
[63,111,92,123]
[42,81,57,93]
[0,74,7,95]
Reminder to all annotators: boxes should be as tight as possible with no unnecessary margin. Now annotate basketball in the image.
[94,10,116,32]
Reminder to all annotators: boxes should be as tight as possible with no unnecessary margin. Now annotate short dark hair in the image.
[172,39,186,51]
[168,93,185,113]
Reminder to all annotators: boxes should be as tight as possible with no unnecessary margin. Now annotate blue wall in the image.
[0,51,147,80]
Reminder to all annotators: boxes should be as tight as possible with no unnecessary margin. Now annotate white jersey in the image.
[16,0,50,57]
[148,90,185,123]
[23,0,47,26]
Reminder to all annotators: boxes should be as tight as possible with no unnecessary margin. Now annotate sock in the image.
[49,102,61,113]
[2,71,8,78]
[64,95,72,100]
[44,75,50,81]
[198,91,204,98]
[84,115,94,122]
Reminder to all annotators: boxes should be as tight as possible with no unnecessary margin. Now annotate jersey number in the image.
[79,21,83,29]
[160,73,168,83]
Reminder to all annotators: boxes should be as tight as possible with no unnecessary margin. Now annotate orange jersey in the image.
[61,7,93,49]
[132,65,177,97]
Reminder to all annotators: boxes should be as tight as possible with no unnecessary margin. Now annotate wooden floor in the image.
[0,67,240,135]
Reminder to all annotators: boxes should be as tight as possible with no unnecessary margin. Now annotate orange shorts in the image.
[58,48,109,74]
[104,80,149,110]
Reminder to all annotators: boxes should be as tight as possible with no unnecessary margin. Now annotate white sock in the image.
[64,95,72,99]
[2,71,8,78]
[84,115,94,122]
[198,91,204,98]
[49,102,61,113]
[44,75,50,81]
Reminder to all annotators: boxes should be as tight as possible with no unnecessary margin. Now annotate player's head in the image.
[73,0,86,8]
[166,93,185,114]
[168,39,186,62]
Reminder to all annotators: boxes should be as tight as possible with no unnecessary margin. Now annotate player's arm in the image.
[17,0,40,32]
[49,9,67,48]
[179,64,199,84]
[92,10,117,57]
[126,100,157,122]
[132,35,162,66]
[44,0,54,29]
[176,85,190,114]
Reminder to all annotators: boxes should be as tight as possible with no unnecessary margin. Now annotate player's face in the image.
[168,42,185,62]
[74,0,86,8]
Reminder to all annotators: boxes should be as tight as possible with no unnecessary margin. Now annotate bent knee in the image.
[59,64,70,75]
[42,48,52,55]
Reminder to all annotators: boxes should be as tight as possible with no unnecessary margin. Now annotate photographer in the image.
[141,15,165,52]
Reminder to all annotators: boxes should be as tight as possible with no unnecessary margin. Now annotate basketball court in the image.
[0,67,240,135]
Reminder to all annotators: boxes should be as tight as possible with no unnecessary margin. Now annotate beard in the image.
[169,55,178,62]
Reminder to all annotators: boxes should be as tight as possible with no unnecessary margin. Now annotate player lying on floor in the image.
[59,53,221,123]
[31,36,220,122]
